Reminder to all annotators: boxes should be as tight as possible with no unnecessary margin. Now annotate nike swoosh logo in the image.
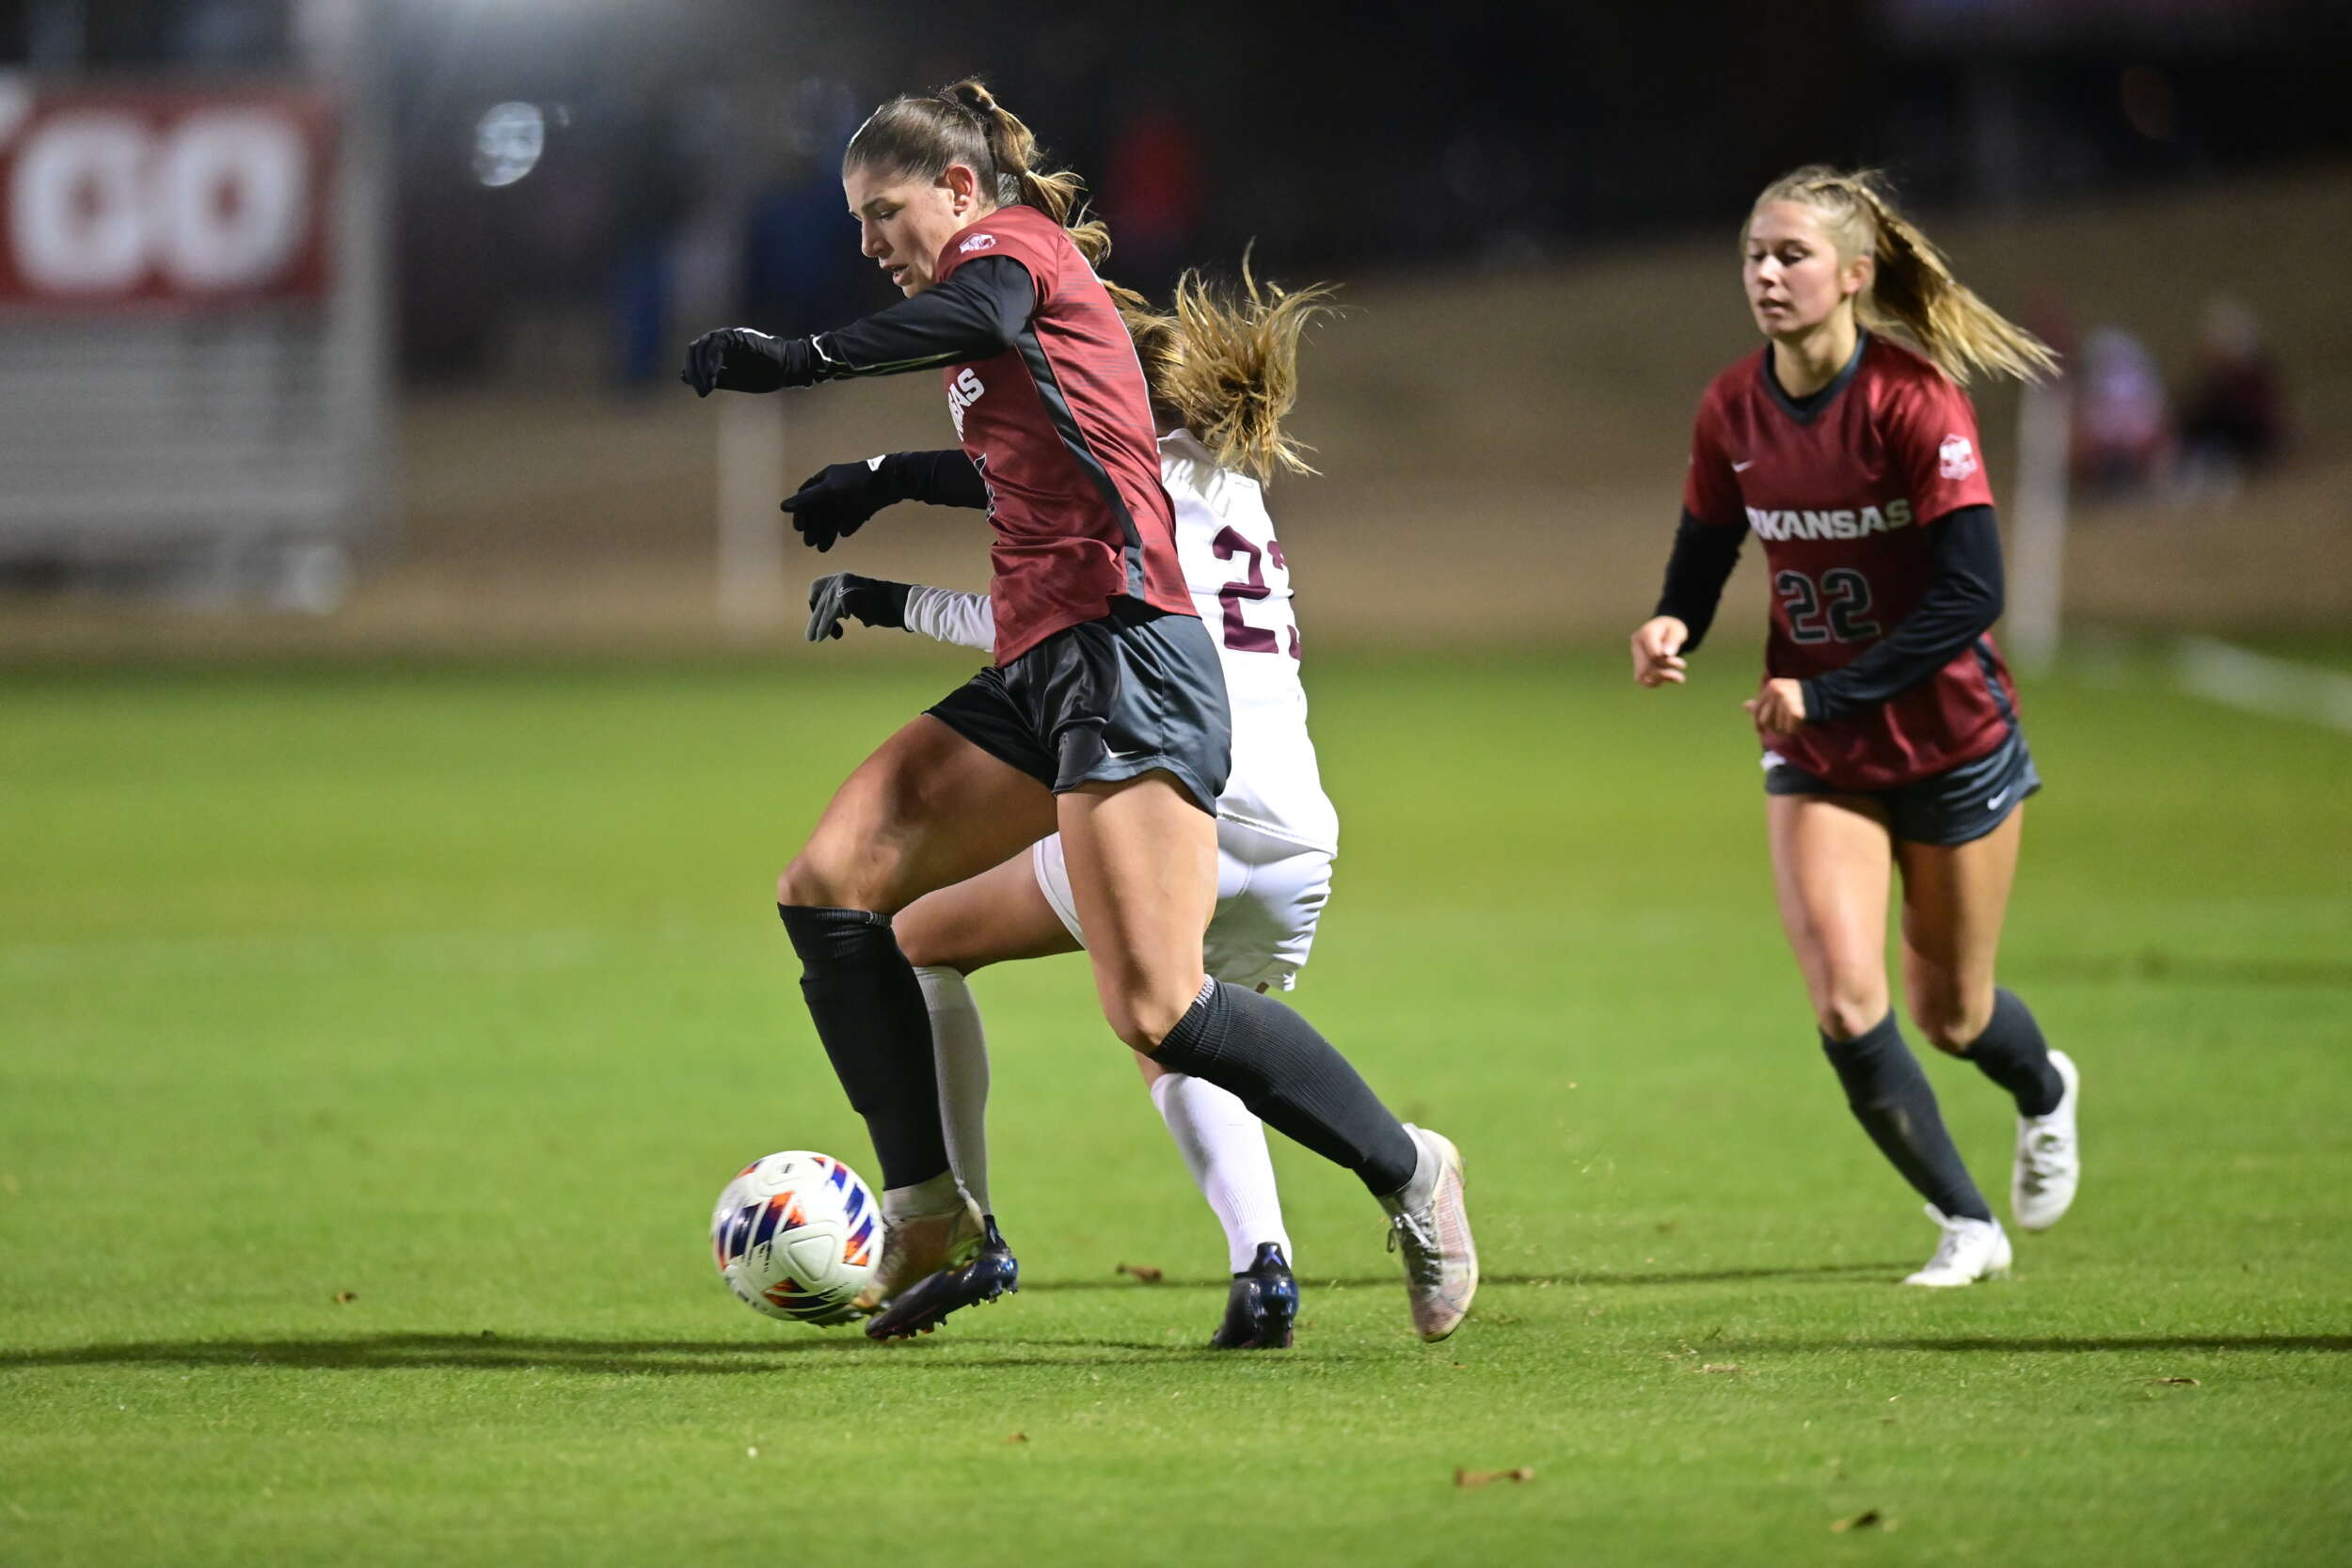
[1731,460,1756,472]
[1987,789,2010,810]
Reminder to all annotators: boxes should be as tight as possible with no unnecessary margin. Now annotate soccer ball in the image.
[710,1150,881,1325]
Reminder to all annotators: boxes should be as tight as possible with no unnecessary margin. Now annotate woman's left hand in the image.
[1744,677,1807,736]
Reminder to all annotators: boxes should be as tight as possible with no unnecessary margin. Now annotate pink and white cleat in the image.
[1379,1125,1478,1341]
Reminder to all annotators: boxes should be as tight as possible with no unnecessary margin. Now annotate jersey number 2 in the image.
[1774,567,1882,643]
[1213,527,1301,658]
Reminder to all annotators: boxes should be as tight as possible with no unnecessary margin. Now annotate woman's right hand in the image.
[780,462,888,552]
[680,327,790,396]
[1630,616,1691,687]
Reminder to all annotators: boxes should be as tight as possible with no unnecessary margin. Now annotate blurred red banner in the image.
[0,82,339,309]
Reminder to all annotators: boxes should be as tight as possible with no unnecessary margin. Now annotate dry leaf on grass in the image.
[1454,1466,1535,1489]
[1005,1433,1028,1445]
[332,1291,358,1304]
[1831,1510,1895,1533]
[1115,1263,1164,1285]
[2145,1376,2201,1386]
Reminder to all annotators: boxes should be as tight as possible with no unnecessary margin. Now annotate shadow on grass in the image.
[0,1332,1359,1376]
[1725,1334,2352,1355]
[1029,1260,1915,1292]
[0,1259,1896,1375]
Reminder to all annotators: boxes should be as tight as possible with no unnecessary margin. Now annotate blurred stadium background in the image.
[0,0,2344,663]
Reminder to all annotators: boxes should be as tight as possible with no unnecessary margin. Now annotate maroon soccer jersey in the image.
[1683,334,2019,789]
[930,206,1193,664]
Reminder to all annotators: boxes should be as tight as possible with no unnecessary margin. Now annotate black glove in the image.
[780,461,891,552]
[679,328,813,396]
[806,572,913,641]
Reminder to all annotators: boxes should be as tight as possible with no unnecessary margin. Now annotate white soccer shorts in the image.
[1029,819,1333,991]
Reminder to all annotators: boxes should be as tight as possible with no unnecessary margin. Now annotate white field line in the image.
[2172,637,2352,736]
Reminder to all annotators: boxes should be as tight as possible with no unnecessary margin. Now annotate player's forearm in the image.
[1652,510,1746,652]
[805,258,1035,381]
[1801,506,2004,722]
[903,587,995,651]
[872,450,989,510]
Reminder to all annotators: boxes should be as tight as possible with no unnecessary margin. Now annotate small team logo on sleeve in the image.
[1939,434,1978,481]
[959,233,997,253]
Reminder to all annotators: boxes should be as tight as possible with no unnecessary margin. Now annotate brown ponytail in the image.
[1750,166,2058,387]
[1124,252,1338,483]
[843,78,1111,266]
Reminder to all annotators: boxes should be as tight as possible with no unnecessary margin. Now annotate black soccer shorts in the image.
[927,600,1232,816]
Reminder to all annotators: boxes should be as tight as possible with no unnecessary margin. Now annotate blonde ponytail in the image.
[1126,252,1338,483]
[1752,166,2058,386]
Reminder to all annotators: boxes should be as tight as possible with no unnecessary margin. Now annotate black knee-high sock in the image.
[1821,1014,1993,1223]
[1963,988,2064,1117]
[1150,980,1419,1197]
[777,905,949,1192]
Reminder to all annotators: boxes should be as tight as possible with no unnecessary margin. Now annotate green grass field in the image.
[4,649,2348,1566]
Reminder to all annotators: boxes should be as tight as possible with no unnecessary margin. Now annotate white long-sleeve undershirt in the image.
[904,585,994,652]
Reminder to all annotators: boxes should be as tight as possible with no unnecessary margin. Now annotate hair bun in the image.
[946,79,998,117]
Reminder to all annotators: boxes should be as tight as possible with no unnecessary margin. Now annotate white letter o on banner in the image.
[153,111,307,291]
[12,113,149,293]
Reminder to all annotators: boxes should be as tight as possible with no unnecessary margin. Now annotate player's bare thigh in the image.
[1895,805,2025,1054]
[893,851,1081,974]
[1057,772,1219,1053]
[776,713,1057,916]
[1766,791,1897,1040]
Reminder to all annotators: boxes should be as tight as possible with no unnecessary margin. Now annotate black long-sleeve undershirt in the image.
[1652,510,1747,653]
[801,256,1037,381]
[1652,504,2007,723]
[870,449,989,510]
[1800,504,2004,723]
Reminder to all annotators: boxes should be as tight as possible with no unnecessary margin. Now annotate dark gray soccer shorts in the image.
[1763,724,2042,847]
[927,601,1232,816]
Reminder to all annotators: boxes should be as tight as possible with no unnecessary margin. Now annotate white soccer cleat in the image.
[2012,1050,2081,1233]
[1903,1204,2013,1287]
[852,1196,985,1313]
[1380,1125,1478,1341]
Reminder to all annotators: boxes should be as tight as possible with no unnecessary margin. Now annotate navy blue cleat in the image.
[1210,1243,1298,1349]
[866,1215,1019,1339]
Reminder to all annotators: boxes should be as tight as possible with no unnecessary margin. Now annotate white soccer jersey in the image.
[904,429,1338,854]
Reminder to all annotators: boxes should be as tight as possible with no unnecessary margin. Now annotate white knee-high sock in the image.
[1149,1072,1293,1275]
[914,965,992,1216]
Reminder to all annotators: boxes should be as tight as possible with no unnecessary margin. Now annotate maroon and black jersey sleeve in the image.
[931,207,1191,663]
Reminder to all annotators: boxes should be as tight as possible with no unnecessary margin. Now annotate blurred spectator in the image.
[1104,103,1204,291]
[171,0,279,64]
[743,165,879,334]
[2176,296,2285,489]
[2071,326,2172,497]
[609,94,696,390]
[742,80,875,334]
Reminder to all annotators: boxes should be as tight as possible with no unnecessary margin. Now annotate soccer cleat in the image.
[1903,1204,2013,1287]
[1210,1243,1300,1350]
[2012,1050,2081,1232]
[1379,1124,1478,1342]
[851,1196,986,1315]
[865,1215,1020,1340]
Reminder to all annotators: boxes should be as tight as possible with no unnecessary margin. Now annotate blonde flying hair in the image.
[1750,166,2058,387]
[844,78,1111,267]
[1122,254,1338,483]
